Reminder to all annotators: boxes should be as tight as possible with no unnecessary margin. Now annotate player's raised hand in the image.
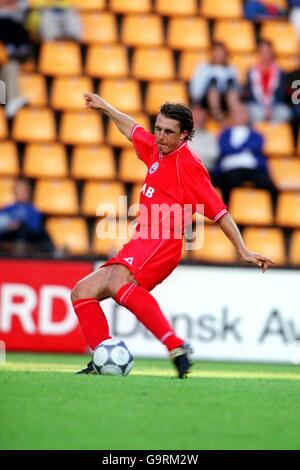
[83,92,107,111]
[238,249,274,273]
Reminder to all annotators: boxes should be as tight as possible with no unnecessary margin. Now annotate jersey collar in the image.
[159,141,187,159]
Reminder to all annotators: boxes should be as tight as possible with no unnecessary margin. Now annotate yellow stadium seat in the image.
[51,76,92,111]
[145,81,188,115]
[12,108,56,142]
[131,183,142,207]
[68,0,105,10]
[255,122,294,156]
[201,0,243,18]
[20,58,35,73]
[19,73,47,106]
[230,53,257,84]
[178,50,210,81]
[0,142,19,177]
[0,177,15,208]
[107,113,150,148]
[39,42,81,76]
[110,0,151,14]
[243,227,285,265]
[214,20,255,53]
[269,158,300,190]
[155,0,197,16]
[46,217,89,255]
[276,191,300,228]
[167,17,209,51]
[24,143,68,178]
[80,12,117,44]
[277,55,299,72]
[92,219,132,257]
[289,230,300,266]
[60,111,103,145]
[34,179,78,215]
[81,181,126,217]
[86,45,129,78]
[132,48,175,81]
[99,79,141,113]
[229,188,273,225]
[119,149,147,183]
[0,108,8,140]
[71,145,116,180]
[121,14,163,47]
[0,42,7,64]
[261,21,298,55]
[190,225,236,263]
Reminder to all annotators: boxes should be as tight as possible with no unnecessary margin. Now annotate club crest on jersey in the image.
[149,162,159,175]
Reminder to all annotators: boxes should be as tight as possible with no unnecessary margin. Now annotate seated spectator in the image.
[245,40,292,122]
[0,179,53,254]
[189,41,239,122]
[244,0,287,21]
[288,0,300,38]
[284,55,300,144]
[188,108,220,172]
[212,104,278,210]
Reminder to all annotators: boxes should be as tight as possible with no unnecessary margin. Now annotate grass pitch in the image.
[1,353,300,450]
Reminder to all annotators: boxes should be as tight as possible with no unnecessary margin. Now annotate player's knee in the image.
[106,265,135,298]
[70,279,96,303]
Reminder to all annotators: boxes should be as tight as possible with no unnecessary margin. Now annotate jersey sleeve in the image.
[131,125,156,167]
[180,156,228,222]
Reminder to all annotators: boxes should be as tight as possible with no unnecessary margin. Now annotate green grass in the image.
[1,353,300,450]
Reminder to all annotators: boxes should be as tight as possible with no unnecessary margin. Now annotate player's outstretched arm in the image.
[83,92,136,140]
[217,213,274,273]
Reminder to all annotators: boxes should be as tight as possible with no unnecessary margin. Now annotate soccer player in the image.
[72,93,274,378]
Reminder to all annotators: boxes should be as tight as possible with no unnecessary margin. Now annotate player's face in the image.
[154,114,188,155]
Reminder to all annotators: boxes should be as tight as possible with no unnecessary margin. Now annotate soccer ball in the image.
[92,339,134,376]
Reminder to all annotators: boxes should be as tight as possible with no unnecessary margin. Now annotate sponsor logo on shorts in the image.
[149,162,159,174]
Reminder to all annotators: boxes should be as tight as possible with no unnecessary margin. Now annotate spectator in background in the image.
[288,0,300,37]
[188,108,220,172]
[212,103,278,209]
[244,0,287,21]
[245,40,292,122]
[284,55,300,144]
[0,0,31,118]
[0,179,53,254]
[189,41,239,122]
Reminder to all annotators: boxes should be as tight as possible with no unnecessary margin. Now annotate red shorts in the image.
[101,236,183,291]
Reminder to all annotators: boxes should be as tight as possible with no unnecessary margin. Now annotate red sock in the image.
[114,284,183,351]
[73,298,111,350]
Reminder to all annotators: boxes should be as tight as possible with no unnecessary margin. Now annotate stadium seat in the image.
[71,145,116,180]
[109,0,151,14]
[23,143,68,178]
[12,108,56,142]
[229,188,273,225]
[99,79,141,113]
[0,107,8,139]
[19,73,47,106]
[86,45,129,78]
[34,179,78,215]
[145,81,188,115]
[68,0,105,10]
[46,217,89,255]
[243,227,286,265]
[190,225,236,264]
[60,111,103,145]
[132,48,175,81]
[51,76,93,111]
[275,191,300,228]
[214,20,255,53]
[0,177,15,208]
[178,51,210,81]
[0,141,19,177]
[81,181,126,217]
[155,0,197,16]
[289,230,300,266]
[230,53,257,84]
[119,149,147,183]
[277,55,299,73]
[80,12,118,44]
[261,21,298,55]
[167,17,210,51]
[107,113,150,147]
[131,183,142,207]
[121,14,163,47]
[269,159,300,190]
[0,42,7,64]
[201,0,243,18]
[255,122,294,156]
[39,42,81,76]
[92,219,131,256]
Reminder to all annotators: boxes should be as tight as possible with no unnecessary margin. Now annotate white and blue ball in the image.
[92,339,134,376]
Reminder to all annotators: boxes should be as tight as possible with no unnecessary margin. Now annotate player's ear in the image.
[180,130,188,141]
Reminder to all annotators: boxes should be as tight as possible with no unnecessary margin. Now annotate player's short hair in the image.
[159,102,195,141]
